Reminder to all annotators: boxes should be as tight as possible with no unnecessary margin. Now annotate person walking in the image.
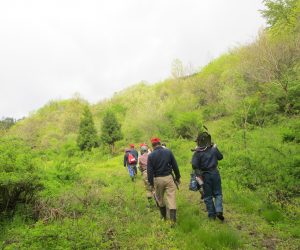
[138,144,154,207]
[124,147,137,181]
[191,132,224,221]
[147,137,181,225]
[129,144,138,175]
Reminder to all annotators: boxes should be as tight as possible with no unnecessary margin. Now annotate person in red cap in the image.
[123,145,138,181]
[147,137,181,226]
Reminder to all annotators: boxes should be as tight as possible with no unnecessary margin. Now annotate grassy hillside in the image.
[1,1,300,249]
[1,121,299,249]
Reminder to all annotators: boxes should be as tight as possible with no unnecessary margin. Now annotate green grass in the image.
[1,119,300,249]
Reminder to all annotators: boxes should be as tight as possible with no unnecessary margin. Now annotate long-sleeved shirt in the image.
[147,146,180,186]
[138,153,148,172]
[192,146,223,172]
[123,149,139,166]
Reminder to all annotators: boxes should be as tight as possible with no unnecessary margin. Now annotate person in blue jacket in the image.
[191,132,224,221]
[124,144,139,181]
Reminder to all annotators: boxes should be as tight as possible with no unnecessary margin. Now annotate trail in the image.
[77,157,290,249]
[86,155,299,250]
[2,154,298,249]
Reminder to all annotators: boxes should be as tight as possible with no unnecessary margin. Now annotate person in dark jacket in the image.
[191,132,224,221]
[124,144,138,180]
[147,137,180,225]
[129,144,138,175]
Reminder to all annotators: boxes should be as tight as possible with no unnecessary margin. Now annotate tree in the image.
[240,31,300,113]
[0,137,43,214]
[101,111,123,153]
[171,58,185,79]
[77,106,98,151]
[0,117,16,131]
[261,0,299,36]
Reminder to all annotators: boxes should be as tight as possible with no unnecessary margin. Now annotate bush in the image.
[172,111,202,139]
[0,137,43,215]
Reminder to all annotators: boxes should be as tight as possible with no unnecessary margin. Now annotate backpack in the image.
[128,153,137,164]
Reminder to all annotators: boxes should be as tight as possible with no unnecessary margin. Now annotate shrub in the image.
[0,137,43,215]
[172,111,202,139]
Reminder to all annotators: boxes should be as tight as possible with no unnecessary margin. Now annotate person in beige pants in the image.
[147,138,181,225]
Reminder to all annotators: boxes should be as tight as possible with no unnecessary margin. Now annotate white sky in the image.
[0,0,265,119]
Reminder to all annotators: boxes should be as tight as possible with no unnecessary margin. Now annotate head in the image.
[140,145,148,154]
[130,144,135,149]
[195,132,211,147]
[151,137,161,148]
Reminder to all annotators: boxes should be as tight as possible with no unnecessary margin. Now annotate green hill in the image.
[1,1,300,249]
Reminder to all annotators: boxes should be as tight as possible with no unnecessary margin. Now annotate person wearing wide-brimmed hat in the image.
[192,132,224,221]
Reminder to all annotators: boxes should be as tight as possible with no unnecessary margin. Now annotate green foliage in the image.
[261,206,284,224]
[171,111,202,139]
[77,106,98,151]
[9,98,87,150]
[0,117,16,131]
[261,0,300,36]
[282,119,300,142]
[0,4,299,248]
[100,110,123,152]
[0,137,43,215]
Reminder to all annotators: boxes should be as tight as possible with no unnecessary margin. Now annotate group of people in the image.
[123,134,224,226]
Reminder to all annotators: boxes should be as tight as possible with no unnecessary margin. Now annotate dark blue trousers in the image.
[203,170,223,218]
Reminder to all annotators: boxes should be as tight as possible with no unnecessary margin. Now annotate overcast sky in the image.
[0,0,266,119]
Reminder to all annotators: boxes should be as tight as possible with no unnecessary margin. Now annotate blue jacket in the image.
[192,146,223,172]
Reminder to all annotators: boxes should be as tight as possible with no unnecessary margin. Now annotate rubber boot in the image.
[170,209,177,227]
[216,212,224,221]
[159,206,167,220]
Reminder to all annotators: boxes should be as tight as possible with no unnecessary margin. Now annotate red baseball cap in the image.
[150,137,161,144]
[140,143,146,147]
[130,144,135,148]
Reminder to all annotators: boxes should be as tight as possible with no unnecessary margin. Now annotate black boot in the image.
[170,209,177,227]
[216,212,224,221]
[159,206,167,220]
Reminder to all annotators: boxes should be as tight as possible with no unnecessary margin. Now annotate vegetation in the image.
[77,106,99,151]
[0,117,16,131]
[0,1,299,249]
[100,110,123,153]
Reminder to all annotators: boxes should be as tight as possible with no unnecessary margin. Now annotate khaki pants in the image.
[154,175,177,209]
[142,170,153,198]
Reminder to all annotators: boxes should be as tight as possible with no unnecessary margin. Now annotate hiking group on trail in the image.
[122,132,224,226]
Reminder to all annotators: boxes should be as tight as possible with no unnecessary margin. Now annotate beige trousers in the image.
[154,175,177,209]
[142,170,153,198]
